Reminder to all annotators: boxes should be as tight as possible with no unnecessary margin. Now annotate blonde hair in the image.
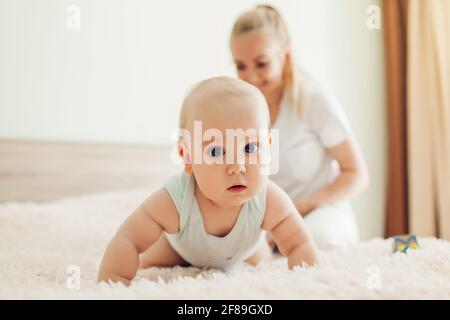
[230,4,303,115]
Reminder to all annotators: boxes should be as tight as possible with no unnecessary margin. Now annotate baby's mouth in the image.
[227,184,247,193]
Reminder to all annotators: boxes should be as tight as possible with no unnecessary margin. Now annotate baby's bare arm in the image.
[97,188,179,285]
[262,181,319,269]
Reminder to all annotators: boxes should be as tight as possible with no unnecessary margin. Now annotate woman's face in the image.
[231,31,287,99]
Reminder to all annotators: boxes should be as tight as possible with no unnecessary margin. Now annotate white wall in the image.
[0,0,386,240]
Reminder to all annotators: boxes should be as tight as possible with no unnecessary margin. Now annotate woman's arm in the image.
[295,137,369,216]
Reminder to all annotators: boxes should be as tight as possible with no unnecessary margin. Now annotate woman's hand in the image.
[294,197,317,217]
[294,137,369,218]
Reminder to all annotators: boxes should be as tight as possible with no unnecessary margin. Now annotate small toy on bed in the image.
[393,235,420,253]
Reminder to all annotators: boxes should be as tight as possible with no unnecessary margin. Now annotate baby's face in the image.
[183,93,270,208]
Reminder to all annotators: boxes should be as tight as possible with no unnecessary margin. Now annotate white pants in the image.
[303,202,359,251]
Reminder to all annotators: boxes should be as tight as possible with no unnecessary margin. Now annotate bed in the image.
[1,139,449,299]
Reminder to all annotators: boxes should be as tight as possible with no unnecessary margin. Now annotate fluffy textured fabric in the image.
[1,189,449,299]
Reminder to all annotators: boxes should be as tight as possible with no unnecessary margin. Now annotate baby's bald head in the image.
[178,76,270,138]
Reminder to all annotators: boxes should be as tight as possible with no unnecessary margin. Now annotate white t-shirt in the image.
[269,76,352,201]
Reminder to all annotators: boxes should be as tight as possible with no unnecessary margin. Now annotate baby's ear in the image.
[178,142,193,174]
[177,144,184,158]
[177,142,191,162]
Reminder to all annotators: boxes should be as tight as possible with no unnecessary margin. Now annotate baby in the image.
[98,76,318,285]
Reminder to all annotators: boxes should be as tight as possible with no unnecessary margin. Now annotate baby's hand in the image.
[262,181,319,269]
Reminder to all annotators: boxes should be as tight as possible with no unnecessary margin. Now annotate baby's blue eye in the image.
[207,146,224,157]
[245,142,259,154]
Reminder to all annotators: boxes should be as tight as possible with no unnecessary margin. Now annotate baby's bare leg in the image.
[244,238,273,266]
[139,234,189,269]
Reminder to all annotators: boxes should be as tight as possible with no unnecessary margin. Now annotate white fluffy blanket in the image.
[1,190,449,299]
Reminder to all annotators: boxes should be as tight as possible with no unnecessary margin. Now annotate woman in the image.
[229,5,369,250]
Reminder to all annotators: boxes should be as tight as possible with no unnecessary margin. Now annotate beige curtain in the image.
[408,0,450,239]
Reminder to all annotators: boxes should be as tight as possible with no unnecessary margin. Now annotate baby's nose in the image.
[227,163,246,175]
